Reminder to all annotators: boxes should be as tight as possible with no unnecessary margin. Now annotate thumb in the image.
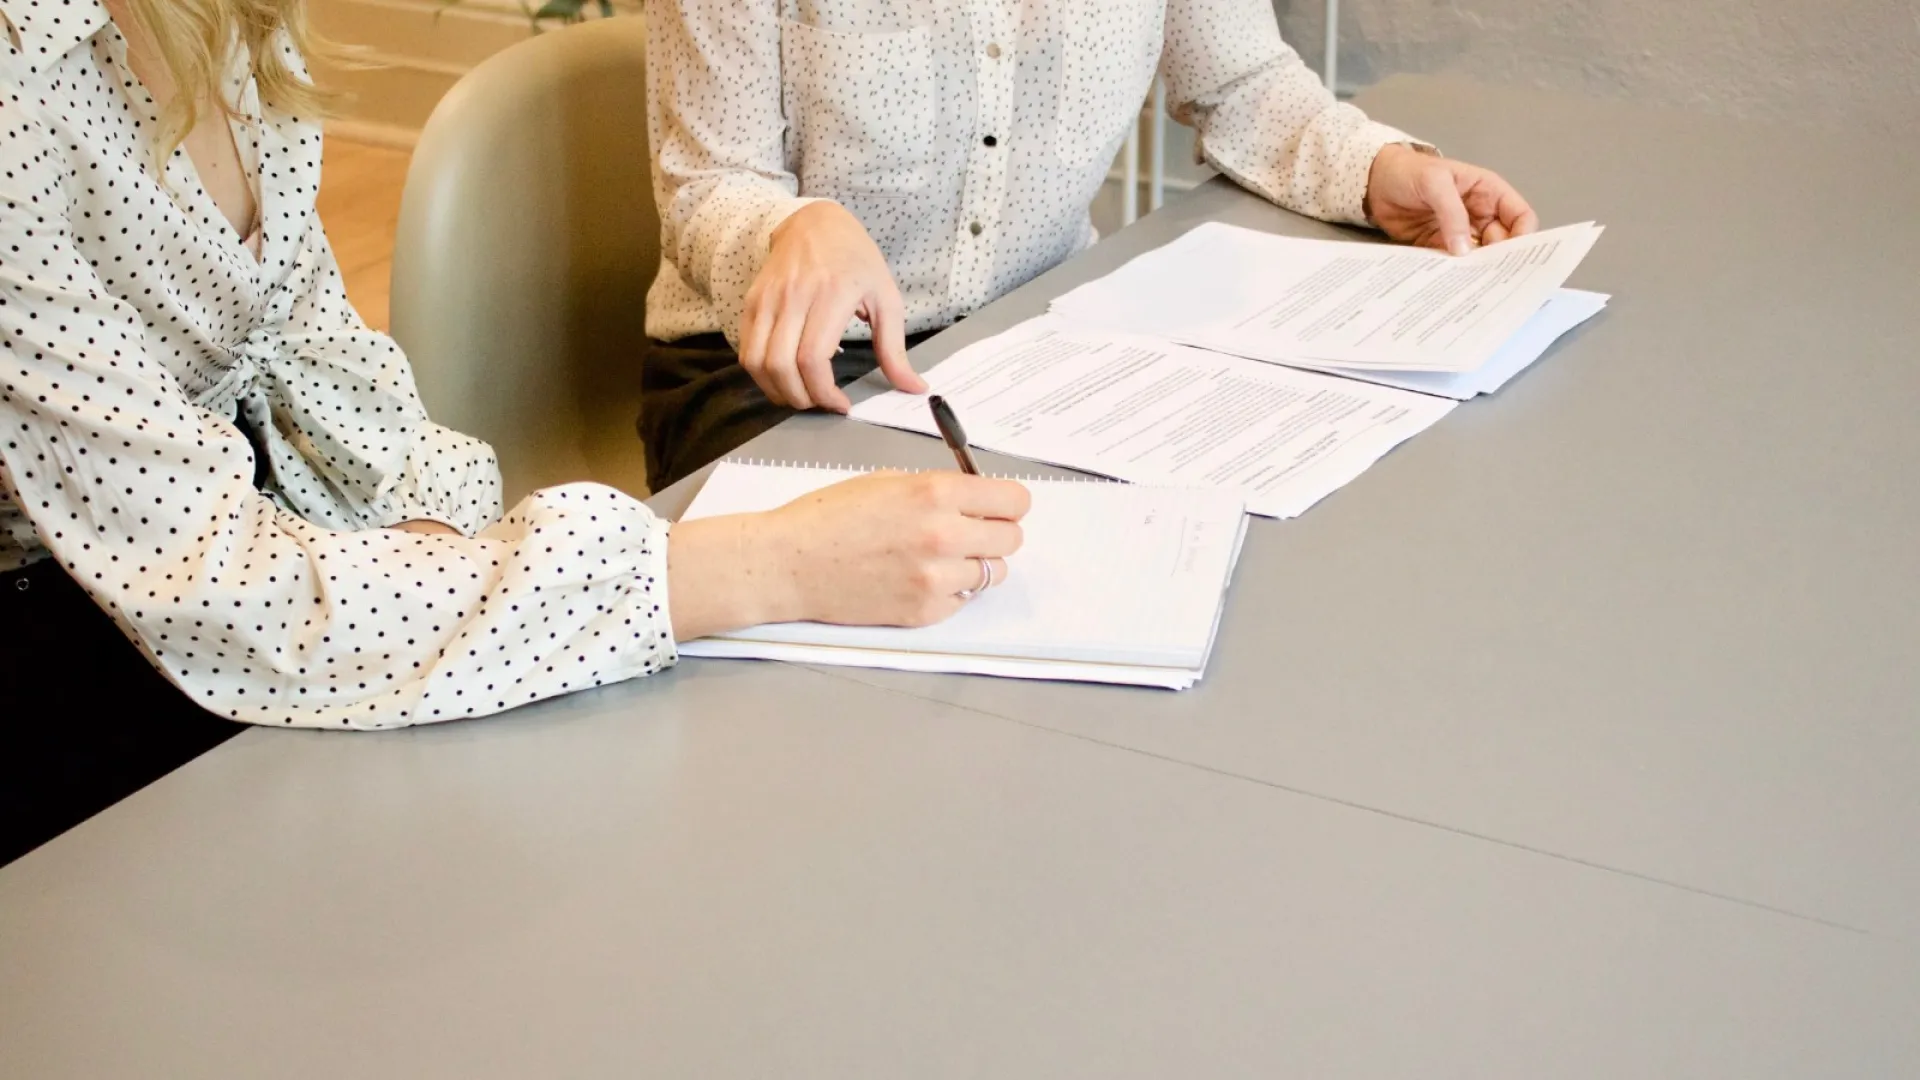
[1419,165,1475,256]
[866,284,926,393]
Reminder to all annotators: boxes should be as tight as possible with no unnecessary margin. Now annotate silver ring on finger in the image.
[954,556,994,601]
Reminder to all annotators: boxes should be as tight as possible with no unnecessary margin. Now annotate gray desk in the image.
[3,78,1915,1076]
[659,76,1920,941]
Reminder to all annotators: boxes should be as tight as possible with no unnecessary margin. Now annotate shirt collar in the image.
[1,0,110,77]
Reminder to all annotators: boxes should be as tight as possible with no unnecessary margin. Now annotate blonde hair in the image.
[120,0,333,154]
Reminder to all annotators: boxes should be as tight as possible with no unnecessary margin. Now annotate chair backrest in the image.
[390,16,656,503]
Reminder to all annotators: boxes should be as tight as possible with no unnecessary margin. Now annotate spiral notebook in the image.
[676,461,1250,689]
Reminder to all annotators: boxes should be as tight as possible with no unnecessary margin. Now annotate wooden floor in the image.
[316,138,411,333]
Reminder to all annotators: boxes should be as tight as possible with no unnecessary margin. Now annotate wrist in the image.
[732,510,809,626]
[665,512,807,640]
[769,200,845,252]
[392,518,461,537]
[1363,142,1437,225]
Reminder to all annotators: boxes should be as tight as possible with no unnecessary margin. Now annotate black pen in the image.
[927,395,980,475]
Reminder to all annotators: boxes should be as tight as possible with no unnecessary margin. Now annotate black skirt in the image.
[639,331,936,492]
[0,558,241,866]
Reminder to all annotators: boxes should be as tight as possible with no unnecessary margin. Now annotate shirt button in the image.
[969,221,984,237]
[982,135,998,148]
[985,43,1003,59]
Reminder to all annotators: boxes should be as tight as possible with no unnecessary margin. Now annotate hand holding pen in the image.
[925,394,1002,598]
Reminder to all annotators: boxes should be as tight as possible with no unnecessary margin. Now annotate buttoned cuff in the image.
[628,513,680,669]
[1334,120,1438,228]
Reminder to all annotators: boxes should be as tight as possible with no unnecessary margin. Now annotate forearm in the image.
[646,0,824,340]
[665,512,800,641]
[1202,87,1420,226]
[1163,0,1424,225]
[666,182,826,333]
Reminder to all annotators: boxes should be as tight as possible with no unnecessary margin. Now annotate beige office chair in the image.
[390,16,656,504]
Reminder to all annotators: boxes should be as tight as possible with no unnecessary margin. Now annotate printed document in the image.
[1049,221,1604,372]
[1294,288,1610,399]
[849,317,1455,519]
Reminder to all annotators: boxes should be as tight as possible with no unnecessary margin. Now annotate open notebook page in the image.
[676,463,1249,688]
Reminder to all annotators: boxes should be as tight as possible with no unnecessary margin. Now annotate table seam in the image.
[797,665,1891,942]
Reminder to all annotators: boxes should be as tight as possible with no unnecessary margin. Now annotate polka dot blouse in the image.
[645,0,1426,346]
[0,2,676,729]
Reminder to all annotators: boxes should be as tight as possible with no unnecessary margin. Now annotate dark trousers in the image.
[0,559,241,866]
[639,332,934,492]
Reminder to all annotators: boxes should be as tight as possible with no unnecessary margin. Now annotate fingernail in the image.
[1447,237,1471,256]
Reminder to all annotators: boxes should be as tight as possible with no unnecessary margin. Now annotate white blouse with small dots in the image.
[645,0,1425,345]
[1,1,675,729]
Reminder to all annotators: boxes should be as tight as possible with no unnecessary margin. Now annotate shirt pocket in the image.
[1055,0,1164,171]
[781,19,938,197]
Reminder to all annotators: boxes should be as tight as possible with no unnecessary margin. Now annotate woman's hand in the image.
[667,471,1030,640]
[1366,144,1539,255]
[739,202,928,413]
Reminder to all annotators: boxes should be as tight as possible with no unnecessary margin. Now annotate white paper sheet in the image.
[1049,221,1604,373]
[680,637,1202,690]
[849,317,1456,519]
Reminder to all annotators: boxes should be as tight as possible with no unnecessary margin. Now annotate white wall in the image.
[1275,0,1920,135]
[1094,0,1917,231]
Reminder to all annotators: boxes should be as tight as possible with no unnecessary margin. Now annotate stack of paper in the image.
[678,462,1249,689]
[1049,220,1606,383]
[851,220,1606,518]
[1293,287,1610,400]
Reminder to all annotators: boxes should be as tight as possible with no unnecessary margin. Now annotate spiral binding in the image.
[722,457,1123,485]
